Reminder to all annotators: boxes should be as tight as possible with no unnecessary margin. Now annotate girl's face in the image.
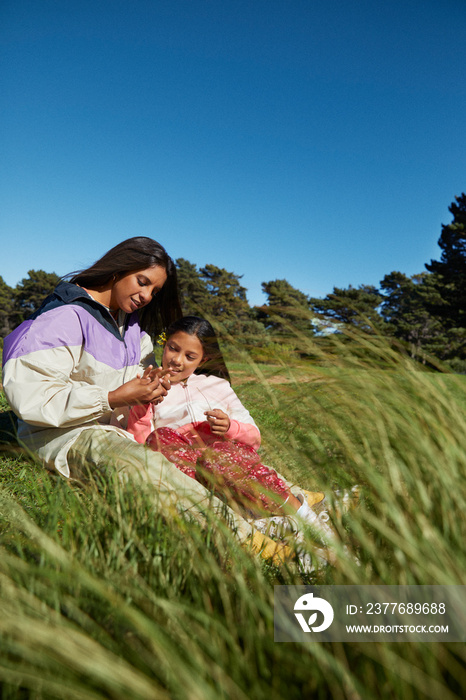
[110,265,167,314]
[162,331,206,383]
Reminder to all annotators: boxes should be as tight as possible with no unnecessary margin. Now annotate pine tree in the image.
[11,270,60,326]
[425,193,466,330]
[308,285,383,333]
[379,271,445,359]
[198,264,263,340]
[175,258,213,317]
[198,265,250,321]
[0,276,14,338]
[258,279,313,335]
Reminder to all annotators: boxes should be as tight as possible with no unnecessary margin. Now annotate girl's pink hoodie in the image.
[127,373,261,449]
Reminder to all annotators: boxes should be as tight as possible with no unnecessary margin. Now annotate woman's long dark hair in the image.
[165,316,231,383]
[68,237,182,337]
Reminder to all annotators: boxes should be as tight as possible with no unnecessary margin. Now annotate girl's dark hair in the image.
[68,237,182,337]
[165,316,231,383]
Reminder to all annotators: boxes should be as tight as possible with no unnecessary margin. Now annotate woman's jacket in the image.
[2,281,153,476]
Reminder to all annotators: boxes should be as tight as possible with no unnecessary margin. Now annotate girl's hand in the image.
[204,409,230,436]
[108,366,171,408]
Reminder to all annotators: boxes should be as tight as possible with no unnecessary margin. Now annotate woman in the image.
[2,237,291,564]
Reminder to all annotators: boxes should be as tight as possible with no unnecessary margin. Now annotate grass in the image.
[0,331,465,699]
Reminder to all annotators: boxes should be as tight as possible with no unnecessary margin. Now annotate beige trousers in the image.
[68,428,255,542]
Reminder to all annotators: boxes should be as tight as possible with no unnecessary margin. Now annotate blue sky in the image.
[1,0,465,306]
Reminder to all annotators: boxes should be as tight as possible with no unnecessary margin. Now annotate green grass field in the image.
[0,334,465,699]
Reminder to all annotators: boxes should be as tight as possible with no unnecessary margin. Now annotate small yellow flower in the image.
[156,331,167,346]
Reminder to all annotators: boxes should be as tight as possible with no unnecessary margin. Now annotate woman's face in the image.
[110,265,167,313]
[162,331,205,383]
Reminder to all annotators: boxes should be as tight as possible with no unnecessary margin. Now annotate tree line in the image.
[1,194,465,370]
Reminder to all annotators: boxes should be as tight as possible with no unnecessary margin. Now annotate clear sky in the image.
[1,0,465,306]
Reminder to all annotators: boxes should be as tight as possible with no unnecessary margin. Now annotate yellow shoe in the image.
[246,530,293,565]
[301,489,325,508]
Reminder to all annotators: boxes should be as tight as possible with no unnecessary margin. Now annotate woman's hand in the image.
[204,409,230,436]
[108,366,171,408]
[147,367,171,404]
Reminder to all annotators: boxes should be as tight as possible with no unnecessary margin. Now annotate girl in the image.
[127,316,331,531]
[2,240,295,565]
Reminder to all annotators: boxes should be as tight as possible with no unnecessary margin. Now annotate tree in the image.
[0,276,14,338]
[257,279,314,335]
[379,271,445,359]
[420,193,466,362]
[11,270,60,327]
[198,265,250,320]
[198,264,263,339]
[308,284,383,333]
[175,258,213,317]
[425,193,466,330]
